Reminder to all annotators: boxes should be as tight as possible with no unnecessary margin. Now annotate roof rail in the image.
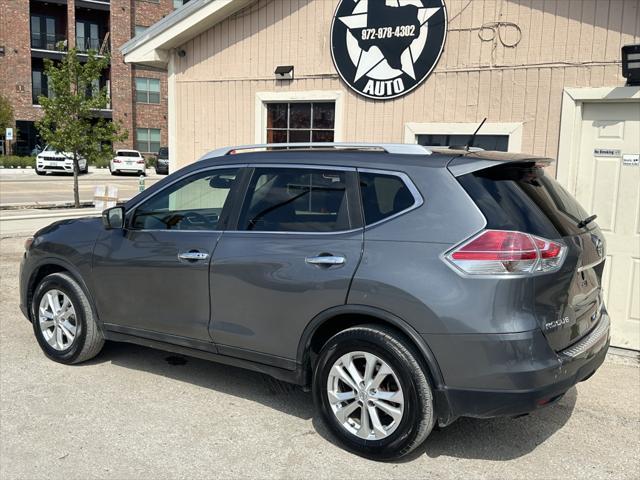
[200,142,432,160]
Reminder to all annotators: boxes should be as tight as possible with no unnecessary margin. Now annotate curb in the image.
[0,211,101,221]
[0,199,131,211]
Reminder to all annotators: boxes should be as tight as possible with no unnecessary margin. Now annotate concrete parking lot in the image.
[0,234,638,480]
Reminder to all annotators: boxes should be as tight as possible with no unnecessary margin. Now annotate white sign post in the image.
[5,128,13,141]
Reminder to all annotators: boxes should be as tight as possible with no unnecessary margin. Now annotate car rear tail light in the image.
[137,159,145,164]
[446,230,566,275]
[113,159,121,163]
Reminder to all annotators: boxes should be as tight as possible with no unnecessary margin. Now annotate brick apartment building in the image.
[0,0,190,156]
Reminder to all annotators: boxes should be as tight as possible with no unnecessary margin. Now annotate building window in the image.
[134,25,148,37]
[76,20,101,52]
[416,134,509,151]
[136,128,161,153]
[135,78,160,104]
[266,102,335,143]
[31,15,61,50]
[32,70,54,104]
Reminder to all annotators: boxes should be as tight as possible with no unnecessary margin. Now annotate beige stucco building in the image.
[123,0,639,349]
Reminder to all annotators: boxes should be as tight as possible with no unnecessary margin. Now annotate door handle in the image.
[178,251,209,261]
[305,255,346,266]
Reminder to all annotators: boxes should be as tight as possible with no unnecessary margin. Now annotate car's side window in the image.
[238,167,352,232]
[359,171,416,225]
[131,168,239,231]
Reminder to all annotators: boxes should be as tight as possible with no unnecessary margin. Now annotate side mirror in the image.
[102,206,125,230]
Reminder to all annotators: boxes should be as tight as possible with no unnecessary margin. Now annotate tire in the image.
[36,169,46,176]
[31,272,105,364]
[109,167,118,176]
[313,325,435,460]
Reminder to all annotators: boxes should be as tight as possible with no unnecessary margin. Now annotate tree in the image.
[36,47,127,207]
[0,93,13,142]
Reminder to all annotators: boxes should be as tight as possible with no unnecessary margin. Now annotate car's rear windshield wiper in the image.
[577,214,597,229]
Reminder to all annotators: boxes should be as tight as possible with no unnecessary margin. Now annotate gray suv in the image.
[19,143,610,459]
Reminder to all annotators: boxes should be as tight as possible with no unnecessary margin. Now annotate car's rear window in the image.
[458,163,591,237]
[117,151,140,157]
[158,148,169,159]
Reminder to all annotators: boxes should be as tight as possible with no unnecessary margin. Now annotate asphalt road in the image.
[0,169,163,206]
[1,235,639,480]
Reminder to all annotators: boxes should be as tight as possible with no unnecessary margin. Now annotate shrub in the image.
[0,156,35,168]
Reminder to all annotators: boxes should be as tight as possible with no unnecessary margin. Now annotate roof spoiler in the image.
[447,151,555,177]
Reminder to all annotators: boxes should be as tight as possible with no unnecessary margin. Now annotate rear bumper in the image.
[430,311,610,425]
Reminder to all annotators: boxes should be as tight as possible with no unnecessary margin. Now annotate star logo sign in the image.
[330,0,448,100]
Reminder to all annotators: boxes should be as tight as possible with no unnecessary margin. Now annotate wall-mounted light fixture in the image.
[622,44,640,86]
[177,49,186,58]
[274,65,294,80]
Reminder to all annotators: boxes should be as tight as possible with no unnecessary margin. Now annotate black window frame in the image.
[228,165,363,233]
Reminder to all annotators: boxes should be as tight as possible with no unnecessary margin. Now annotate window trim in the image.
[125,164,246,232]
[404,122,523,153]
[357,168,424,229]
[227,164,363,236]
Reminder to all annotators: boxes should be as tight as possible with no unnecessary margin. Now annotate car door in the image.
[209,165,364,363]
[92,166,241,343]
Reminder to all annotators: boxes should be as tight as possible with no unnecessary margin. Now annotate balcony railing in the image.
[31,32,67,51]
[76,36,109,54]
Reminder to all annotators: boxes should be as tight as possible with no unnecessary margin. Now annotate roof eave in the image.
[121,0,254,68]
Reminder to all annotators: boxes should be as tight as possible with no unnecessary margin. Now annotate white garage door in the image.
[571,102,640,350]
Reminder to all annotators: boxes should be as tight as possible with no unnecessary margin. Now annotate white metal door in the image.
[571,102,640,350]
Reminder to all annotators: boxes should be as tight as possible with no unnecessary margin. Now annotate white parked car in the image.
[110,149,146,176]
[35,146,88,175]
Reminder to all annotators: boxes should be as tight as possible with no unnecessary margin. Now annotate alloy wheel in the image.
[326,351,404,440]
[38,289,77,351]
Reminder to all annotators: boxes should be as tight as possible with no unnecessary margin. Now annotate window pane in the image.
[150,129,161,142]
[136,128,149,142]
[239,168,350,232]
[289,130,311,143]
[312,102,335,129]
[136,91,148,103]
[135,78,147,91]
[149,79,160,92]
[132,168,238,230]
[267,129,287,143]
[136,140,147,152]
[359,172,415,225]
[148,92,160,104]
[312,130,334,142]
[267,103,287,128]
[289,103,311,128]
